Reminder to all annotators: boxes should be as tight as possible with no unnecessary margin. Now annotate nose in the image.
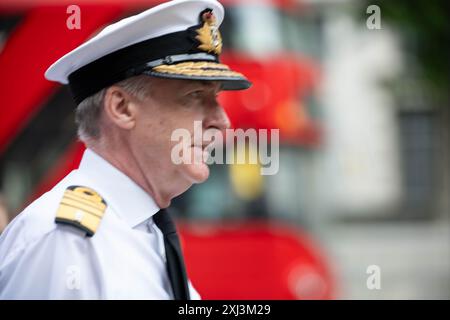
[204,104,231,132]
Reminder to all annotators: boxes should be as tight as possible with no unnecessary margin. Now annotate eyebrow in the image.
[198,81,222,90]
[181,80,222,92]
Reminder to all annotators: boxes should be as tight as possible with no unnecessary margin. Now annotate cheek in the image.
[132,110,169,155]
[139,100,205,151]
[167,111,202,138]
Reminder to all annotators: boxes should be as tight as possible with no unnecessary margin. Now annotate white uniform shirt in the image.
[0,149,200,300]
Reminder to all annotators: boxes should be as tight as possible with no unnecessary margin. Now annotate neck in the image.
[87,140,171,208]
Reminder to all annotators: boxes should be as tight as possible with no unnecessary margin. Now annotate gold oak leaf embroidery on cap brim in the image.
[152,61,245,77]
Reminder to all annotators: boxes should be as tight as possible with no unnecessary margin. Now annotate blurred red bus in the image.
[0,0,335,299]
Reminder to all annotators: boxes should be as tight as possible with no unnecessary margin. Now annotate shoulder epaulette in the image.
[55,185,107,237]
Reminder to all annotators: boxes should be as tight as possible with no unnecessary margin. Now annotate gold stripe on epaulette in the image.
[55,185,107,237]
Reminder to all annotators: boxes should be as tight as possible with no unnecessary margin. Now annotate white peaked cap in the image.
[45,0,250,104]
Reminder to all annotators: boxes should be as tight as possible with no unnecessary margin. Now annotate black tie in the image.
[153,208,190,300]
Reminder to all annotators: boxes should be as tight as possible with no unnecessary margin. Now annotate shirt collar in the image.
[77,148,160,228]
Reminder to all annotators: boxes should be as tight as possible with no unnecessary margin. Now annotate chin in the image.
[192,172,209,184]
[179,162,210,185]
[189,163,210,184]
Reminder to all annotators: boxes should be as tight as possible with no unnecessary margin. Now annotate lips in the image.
[191,144,209,164]
[191,142,209,150]
[190,144,205,155]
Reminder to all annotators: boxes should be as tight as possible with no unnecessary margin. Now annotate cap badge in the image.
[195,9,222,55]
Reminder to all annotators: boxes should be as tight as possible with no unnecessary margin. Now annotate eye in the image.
[187,90,203,99]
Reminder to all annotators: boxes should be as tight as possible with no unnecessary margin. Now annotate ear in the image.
[103,86,137,130]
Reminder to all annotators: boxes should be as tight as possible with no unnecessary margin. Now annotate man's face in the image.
[129,77,230,205]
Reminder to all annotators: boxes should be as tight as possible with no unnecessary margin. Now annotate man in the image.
[0,0,250,299]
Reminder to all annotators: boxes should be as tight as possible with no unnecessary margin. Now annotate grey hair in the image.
[75,75,152,142]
